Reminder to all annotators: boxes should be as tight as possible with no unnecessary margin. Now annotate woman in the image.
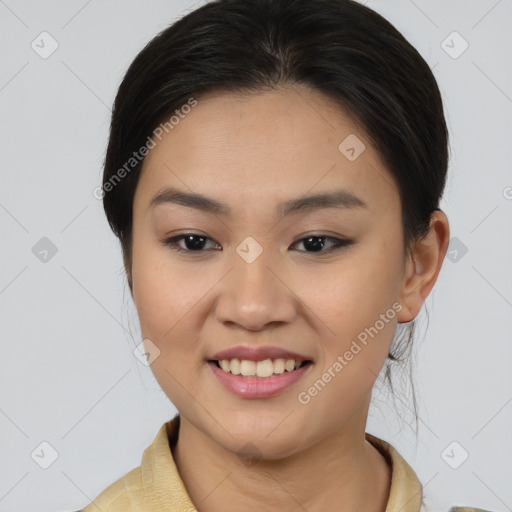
[80,0,492,510]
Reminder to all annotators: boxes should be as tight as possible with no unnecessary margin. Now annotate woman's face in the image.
[130,85,415,459]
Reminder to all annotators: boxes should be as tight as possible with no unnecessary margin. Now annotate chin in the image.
[213,423,305,462]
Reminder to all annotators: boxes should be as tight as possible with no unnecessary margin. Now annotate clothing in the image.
[78,415,493,512]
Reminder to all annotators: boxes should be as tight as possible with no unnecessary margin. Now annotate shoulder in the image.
[77,417,183,511]
[365,434,497,512]
[79,465,145,511]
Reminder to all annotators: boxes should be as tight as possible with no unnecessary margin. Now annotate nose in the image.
[213,248,297,332]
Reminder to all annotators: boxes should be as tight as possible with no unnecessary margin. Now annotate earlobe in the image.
[397,210,450,323]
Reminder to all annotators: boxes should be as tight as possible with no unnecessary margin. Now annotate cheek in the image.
[294,262,401,419]
[132,238,201,338]
[132,247,207,402]
[299,242,403,365]
[302,251,401,325]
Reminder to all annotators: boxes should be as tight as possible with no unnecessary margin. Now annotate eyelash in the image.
[161,233,354,255]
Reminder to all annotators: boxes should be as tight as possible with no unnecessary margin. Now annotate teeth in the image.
[285,359,295,372]
[274,358,285,374]
[230,359,241,375]
[256,359,274,377]
[216,358,307,377]
[240,360,256,376]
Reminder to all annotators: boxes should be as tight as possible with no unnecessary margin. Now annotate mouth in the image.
[208,358,313,377]
[207,358,314,398]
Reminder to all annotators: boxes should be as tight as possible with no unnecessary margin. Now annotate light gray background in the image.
[1,1,511,511]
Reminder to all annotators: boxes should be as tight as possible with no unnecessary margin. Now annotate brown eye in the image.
[162,233,219,253]
[292,235,354,253]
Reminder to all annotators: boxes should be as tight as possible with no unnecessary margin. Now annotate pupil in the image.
[305,236,324,252]
[186,235,205,250]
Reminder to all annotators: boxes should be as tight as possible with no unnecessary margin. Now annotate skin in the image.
[128,84,450,512]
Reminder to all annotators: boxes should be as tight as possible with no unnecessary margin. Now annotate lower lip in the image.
[208,361,312,398]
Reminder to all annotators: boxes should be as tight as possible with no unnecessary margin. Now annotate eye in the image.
[162,233,220,253]
[162,233,353,255]
[291,234,354,254]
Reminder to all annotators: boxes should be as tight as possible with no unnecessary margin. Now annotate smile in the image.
[208,359,313,398]
[214,358,310,377]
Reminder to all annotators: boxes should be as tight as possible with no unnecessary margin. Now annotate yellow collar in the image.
[365,432,422,512]
[82,414,423,511]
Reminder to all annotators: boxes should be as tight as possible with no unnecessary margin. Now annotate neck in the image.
[172,402,391,512]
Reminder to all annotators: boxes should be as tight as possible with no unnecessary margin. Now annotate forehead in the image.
[135,86,400,216]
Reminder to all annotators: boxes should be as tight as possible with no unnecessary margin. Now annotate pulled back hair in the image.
[101,0,449,432]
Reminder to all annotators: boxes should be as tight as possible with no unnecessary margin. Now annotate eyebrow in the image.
[149,186,367,217]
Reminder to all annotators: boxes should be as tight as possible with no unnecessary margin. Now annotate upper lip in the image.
[209,345,313,362]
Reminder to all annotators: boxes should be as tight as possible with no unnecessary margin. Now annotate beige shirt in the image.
[79,415,492,512]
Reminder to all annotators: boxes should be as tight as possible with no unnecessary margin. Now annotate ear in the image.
[397,210,450,323]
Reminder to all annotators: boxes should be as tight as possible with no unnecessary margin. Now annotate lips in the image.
[209,345,313,363]
[207,345,314,398]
